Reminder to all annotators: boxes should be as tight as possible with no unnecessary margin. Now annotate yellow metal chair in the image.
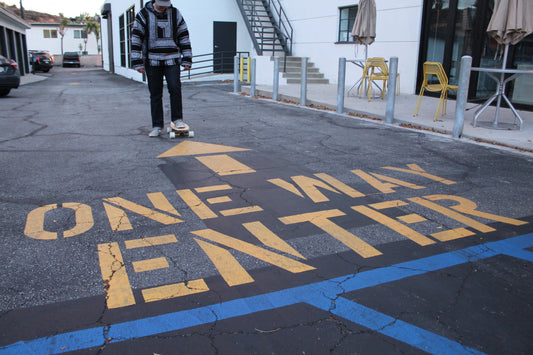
[359,57,389,101]
[359,57,400,101]
[413,62,458,121]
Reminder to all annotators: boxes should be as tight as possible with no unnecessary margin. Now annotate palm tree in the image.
[85,20,101,54]
[59,18,69,55]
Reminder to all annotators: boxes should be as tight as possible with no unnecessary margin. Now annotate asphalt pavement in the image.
[1,67,533,354]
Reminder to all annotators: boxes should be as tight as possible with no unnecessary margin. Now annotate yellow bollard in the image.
[247,57,251,83]
[240,57,244,82]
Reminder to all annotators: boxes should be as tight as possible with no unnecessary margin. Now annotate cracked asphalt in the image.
[0,67,532,354]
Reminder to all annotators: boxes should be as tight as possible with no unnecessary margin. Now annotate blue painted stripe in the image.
[308,296,484,355]
[2,233,532,354]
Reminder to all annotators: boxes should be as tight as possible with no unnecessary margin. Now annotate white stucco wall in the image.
[279,0,424,94]
[26,24,99,55]
[100,0,253,82]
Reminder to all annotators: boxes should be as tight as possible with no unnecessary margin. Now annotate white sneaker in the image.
[171,119,187,129]
[148,127,161,137]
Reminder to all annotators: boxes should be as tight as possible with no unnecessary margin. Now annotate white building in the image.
[100,1,533,108]
[0,6,31,75]
[100,0,253,82]
[26,23,100,56]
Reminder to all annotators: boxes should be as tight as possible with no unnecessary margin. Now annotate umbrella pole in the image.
[494,44,509,126]
[364,44,368,96]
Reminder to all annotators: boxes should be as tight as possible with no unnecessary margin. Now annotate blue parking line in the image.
[2,233,532,355]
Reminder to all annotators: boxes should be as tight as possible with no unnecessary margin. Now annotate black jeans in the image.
[145,64,183,128]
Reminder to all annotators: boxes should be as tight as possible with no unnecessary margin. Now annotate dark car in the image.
[29,50,54,72]
[0,55,20,97]
[62,52,81,67]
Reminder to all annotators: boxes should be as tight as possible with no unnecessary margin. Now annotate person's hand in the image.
[183,65,191,70]
[137,68,145,74]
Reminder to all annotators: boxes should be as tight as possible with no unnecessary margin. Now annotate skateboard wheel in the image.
[188,131,195,138]
[169,132,176,139]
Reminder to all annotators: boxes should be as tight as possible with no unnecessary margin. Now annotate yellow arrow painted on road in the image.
[157,141,250,158]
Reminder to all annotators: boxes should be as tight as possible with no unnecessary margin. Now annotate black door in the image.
[213,22,237,73]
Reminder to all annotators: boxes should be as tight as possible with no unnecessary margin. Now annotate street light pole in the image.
[19,0,24,19]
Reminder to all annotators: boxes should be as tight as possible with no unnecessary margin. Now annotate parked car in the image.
[62,52,81,68]
[29,50,54,72]
[0,55,20,97]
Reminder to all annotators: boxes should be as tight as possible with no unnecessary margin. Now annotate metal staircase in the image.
[235,0,293,56]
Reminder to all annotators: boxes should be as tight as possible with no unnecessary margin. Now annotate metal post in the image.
[300,57,308,106]
[240,57,244,82]
[453,55,472,138]
[247,57,252,83]
[234,56,240,93]
[251,58,257,97]
[273,56,280,101]
[385,57,398,124]
[337,57,346,114]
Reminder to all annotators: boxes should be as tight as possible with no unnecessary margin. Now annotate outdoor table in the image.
[471,67,533,130]
[346,59,386,98]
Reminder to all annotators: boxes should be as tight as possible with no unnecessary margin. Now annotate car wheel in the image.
[0,89,11,97]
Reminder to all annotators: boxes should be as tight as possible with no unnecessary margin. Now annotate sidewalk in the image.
[243,83,533,155]
[19,73,49,86]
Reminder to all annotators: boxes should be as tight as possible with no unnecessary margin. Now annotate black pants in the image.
[145,64,183,128]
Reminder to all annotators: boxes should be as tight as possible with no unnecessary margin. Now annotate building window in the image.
[119,14,126,67]
[43,29,58,38]
[73,30,87,39]
[419,0,533,109]
[126,6,135,68]
[338,6,358,43]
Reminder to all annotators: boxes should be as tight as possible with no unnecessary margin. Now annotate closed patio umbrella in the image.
[485,0,533,125]
[351,0,376,60]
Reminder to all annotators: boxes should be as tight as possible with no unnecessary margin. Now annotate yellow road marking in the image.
[125,234,178,249]
[142,279,209,303]
[370,173,426,190]
[98,242,135,309]
[243,221,305,259]
[194,239,254,286]
[132,257,170,273]
[268,178,305,198]
[369,200,409,210]
[352,205,435,246]
[291,175,341,203]
[176,189,218,219]
[103,197,183,231]
[191,229,315,273]
[314,173,365,198]
[147,192,181,216]
[207,196,232,204]
[62,203,94,238]
[195,185,232,193]
[157,141,250,158]
[351,170,397,194]
[398,214,428,224]
[431,228,475,242]
[219,206,263,216]
[24,204,58,240]
[195,154,256,176]
[280,210,382,258]
[425,195,528,226]
[409,197,496,233]
[382,164,456,185]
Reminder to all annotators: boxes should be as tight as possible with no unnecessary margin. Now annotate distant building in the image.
[0,6,31,75]
[27,23,99,56]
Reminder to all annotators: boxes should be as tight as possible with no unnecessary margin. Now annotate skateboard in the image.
[167,123,194,139]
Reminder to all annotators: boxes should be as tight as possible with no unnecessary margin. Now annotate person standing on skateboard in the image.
[131,0,192,137]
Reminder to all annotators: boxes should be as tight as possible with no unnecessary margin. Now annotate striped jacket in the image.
[131,1,192,70]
